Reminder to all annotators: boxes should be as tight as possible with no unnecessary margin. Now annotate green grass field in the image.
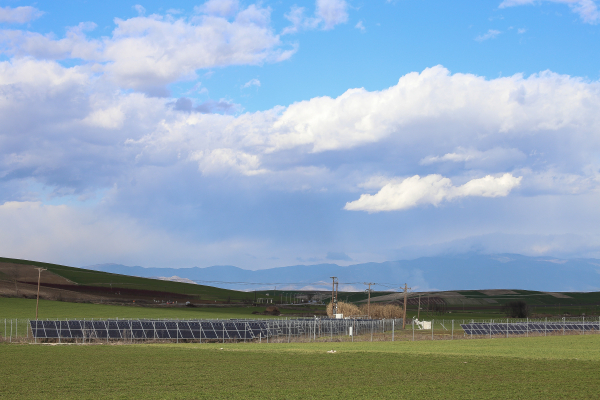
[1,336,599,399]
[0,297,311,320]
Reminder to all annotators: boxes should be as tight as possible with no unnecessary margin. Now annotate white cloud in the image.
[133,5,146,16]
[282,0,348,34]
[2,60,600,205]
[518,28,527,33]
[355,20,366,32]
[0,6,43,24]
[0,22,102,60]
[475,29,501,42]
[195,0,240,18]
[242,78,261,88]
[344,173,522,212]
[499,0,600,24]
[190,148,267,176]
[265,66,600,155]
[316,0,349,30]
[420,147,527,167]
[0,6,294,94]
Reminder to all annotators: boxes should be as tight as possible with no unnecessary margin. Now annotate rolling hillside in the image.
[0,257,253,304]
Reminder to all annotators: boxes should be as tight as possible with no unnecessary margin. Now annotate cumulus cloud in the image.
[316,0,349,30]
[265,66,600,156]
[420,147,527,168]
[195,0,240,18]
[0,5,295,94]
[4,53,600,264]
[190,148,267,176]
[499,0,600,24]
[133,5,146,16]
[344,173,522,212]
[282,0,348,34]
[0,6,43,24]
[2,60,600,209]
[242,78,261,88]
[475,29,501,42]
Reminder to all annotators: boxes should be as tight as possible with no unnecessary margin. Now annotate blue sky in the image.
[1,0,600,271]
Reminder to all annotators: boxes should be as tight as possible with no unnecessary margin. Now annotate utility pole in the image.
[330,277,338,315]
[35,268,46,320]
[364,283,374,319]
[402,283,412,329]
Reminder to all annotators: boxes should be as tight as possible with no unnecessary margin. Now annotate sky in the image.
[1,0,600,270]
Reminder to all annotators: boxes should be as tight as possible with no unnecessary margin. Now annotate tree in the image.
[502,301,530,318]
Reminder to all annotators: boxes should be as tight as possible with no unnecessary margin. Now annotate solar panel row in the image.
[29,320,276,340]
[28,319,355,340]
[460,323,600,335]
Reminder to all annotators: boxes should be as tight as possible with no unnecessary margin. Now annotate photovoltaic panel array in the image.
[461,322,600,335]
[30,320,274,340]
[28,318,363,340]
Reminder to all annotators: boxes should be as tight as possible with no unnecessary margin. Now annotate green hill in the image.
[0,257,253,303]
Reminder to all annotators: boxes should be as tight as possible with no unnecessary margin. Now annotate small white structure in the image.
[334,313,344,319]
[413,319,431,330]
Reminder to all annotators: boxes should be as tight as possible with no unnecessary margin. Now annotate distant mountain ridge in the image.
[85,253,600,292]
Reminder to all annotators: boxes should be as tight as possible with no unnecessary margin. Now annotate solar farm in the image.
[3,259,600,398]
[27,318,390,342]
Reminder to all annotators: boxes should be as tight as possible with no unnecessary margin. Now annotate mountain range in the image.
[84,253,600,292]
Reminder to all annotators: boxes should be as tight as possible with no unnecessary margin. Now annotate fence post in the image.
[392,320,394,342]
[431,319,434,341]
[563,317,565,335]
[452,319,454,340]
[583,316,585,335]
[545,317,547,337]
[526,318,528,337]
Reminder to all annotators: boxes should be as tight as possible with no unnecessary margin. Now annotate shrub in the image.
[502,301,530,318]
[326,302,404,319]
[326,301,361,317]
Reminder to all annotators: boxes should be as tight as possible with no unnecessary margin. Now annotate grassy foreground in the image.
[1,335,600,399]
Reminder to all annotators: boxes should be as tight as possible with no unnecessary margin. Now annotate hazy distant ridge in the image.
[85,253,600,292]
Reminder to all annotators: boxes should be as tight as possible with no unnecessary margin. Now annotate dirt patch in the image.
[479,290,519,296]
[0,262,76,285]
[544,292,572,299]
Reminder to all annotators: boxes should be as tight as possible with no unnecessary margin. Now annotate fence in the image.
[1,317,599,344]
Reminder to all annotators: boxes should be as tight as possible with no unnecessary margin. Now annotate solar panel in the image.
[460,322,599,335]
